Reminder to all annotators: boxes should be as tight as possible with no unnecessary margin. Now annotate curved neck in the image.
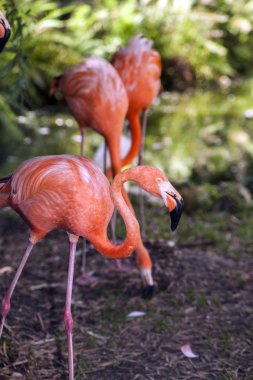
[90,170,140,259]
[120,111,141,168]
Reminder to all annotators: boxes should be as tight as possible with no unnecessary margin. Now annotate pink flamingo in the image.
[111,34,162,168]
[49,56,128,175]
[0,154,183,380]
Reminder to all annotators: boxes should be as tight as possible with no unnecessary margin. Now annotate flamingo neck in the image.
[120,111,141,168]
[90,170,141,259]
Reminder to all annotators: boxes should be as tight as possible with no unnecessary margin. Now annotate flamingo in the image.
[111,35,162,236]
[0,11,10,52]
[0,154,183,380]
[111,34,162,168]
[49,56,128,175]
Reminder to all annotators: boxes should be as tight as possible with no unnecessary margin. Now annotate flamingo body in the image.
[58,58,127,134]
[50,57,128,176]
[112,35,161,112]
[3,156,112,243]
[0,155,183,380]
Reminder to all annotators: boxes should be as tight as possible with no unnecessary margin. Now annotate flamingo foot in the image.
[75,272,99,286]
[110,259,133,273]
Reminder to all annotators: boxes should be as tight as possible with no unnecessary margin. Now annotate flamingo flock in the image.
[0,13,183,380]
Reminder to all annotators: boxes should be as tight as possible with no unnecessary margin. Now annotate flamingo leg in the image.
[107,138,118,265]
[103,141,107,174]
[110,209,117,243]
[80,130,86,158]
[138,108,149,239]
[104,141,118,242]
[77,129,98,285]
[81,238,87,274]
[107,138,122,243]
[105,138,119,244]
[76,242,98,285]
[64,238,77,380]
[80,128,87,272]
[0,241,34,338]
[110,256,133,272]
[138,108,149,166]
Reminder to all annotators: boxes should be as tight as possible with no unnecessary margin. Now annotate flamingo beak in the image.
[157,180,184,231]
[0,24,10,52]
[169,196,184,231]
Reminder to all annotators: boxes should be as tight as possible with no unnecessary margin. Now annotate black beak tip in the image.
[170,222,178,232]
[142,285,155,300]
[170,199,184,232]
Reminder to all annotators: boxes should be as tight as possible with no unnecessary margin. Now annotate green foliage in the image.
[1,0,253,113]
[136,0,233,80]
[0,96,22,165]
[202,0,253,75]
[145,78,253,184]
[0,0,82,109]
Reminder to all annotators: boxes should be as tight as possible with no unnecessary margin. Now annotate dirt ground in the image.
[0,213,253,380]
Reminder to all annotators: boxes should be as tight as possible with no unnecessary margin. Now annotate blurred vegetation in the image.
[1,0,253,205]
[3,0,253,106]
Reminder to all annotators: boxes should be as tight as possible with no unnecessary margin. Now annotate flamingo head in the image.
[156,177,184,231]
[123,165,184,231]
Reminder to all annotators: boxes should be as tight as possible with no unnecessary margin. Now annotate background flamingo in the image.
[112,35,162,236]
[0,154,183,380]
[0,11,10,52]
[111,34,162,167]
[49,56,128,176]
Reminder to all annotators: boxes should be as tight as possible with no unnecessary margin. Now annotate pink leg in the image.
[80,130,86,157]
[103,140,107,174]
[76,239,98,285]
[64,239,77,380]
[105,140,117,243]
[110,259,133,273]
[0,241,34,338]
[105,139,118,254]
[78,129,98,284]
[110,209,117,243]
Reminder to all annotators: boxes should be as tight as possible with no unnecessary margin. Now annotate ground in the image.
[0,206,253,380]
